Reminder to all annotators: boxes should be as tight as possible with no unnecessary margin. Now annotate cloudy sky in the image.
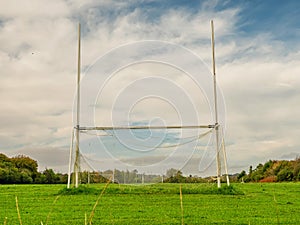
[0,0,299,176]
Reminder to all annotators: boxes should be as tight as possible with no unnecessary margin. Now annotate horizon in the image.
[0,0,300,176]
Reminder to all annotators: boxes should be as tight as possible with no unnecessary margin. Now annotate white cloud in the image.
[0,0,70,19]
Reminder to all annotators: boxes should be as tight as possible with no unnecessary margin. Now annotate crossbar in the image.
[78,125,215,131]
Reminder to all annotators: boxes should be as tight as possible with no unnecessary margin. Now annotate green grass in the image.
[0,183,299,224]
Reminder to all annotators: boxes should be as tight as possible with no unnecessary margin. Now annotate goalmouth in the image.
[67,20,230,188]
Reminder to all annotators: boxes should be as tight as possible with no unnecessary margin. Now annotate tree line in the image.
[237,157,300,182]
[1,152,300,184]
[0,153,212,184]
[0,153,68,184]
[0,153,210,184]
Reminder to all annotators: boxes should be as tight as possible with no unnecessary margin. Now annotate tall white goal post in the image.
[67,20,230,188]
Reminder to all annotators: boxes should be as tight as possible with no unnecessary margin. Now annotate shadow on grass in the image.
[58,185,99,195]
[58,184,244,196]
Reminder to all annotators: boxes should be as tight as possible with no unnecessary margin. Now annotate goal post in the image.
[67,21,230,188]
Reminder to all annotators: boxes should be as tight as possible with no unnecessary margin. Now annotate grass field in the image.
[0,182,299,224]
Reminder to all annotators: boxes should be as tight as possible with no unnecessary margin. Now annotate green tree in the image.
[164,170,185,183]
[0,168,8,183]
[0,153,10,162]
[277,168,293,181]
[237,170,246,180]
[249,165,253,175]
[293,158,300,181]
[263,160,273,172]
[43,168,59,184]
[166,168,178,178]
[11,155,38,182]
[35,173,47,184]
[20,171,33,183]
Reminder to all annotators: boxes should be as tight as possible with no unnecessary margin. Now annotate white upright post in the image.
[67,128,74,188]
[74,23,81,188]
[211,20,221,188]
[222,136,230,186]
[112,169,115,183]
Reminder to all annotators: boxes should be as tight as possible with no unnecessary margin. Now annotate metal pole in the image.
[78,125,214,131]
[112,169,115,183]
[211,20,221,188]
[67,128,74,188]
[221,135,230,186]
[74,23,81,188]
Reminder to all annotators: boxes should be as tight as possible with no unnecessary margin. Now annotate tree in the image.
[0,168,8,183]
[277,168,293,181]
[35,173,47,184]
[164,170,185,183]
[263,160,273,172]
[11,155,38,182]
[0,153,10,162]
[249,166,253,175]
[11,155,38,173]
[20,171,33,183]
[237,170,246,180]
[166,168,178,178]
[293,158,300,181]
[43,168,59,184]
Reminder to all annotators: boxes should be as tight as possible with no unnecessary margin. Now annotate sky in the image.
[0,0,299,176]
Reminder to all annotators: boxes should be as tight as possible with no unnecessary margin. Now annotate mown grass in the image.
[0,183,299,224]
